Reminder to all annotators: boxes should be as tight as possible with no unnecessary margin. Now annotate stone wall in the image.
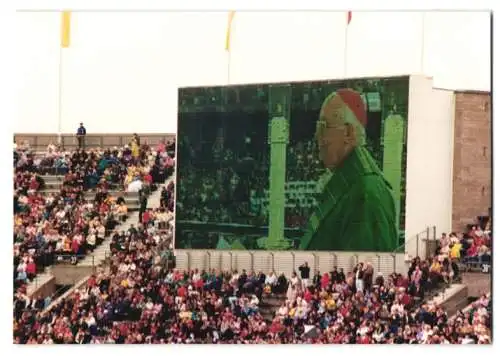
[452,91,491,231]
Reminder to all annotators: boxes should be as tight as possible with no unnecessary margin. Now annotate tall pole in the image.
[420,12,426,74]
[227,50,231,84]
[57,46,64,147]
[343,23,348,77]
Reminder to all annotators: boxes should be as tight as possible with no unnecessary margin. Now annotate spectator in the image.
[76,122,87,149]
[298,262,310,289]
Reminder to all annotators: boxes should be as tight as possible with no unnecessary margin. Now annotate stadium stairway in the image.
[38,175,141,211]
[27,173,174,299]
[260,293,287,321]
[430,283,469,316]
[147,174,174,209]
[25,209,138,298]
[59,174,174,275]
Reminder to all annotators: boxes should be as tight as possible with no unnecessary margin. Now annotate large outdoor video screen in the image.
[175,77,409,251]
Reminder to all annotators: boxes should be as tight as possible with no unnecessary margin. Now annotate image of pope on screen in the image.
[175,79,407,252]
[299,88,398,251]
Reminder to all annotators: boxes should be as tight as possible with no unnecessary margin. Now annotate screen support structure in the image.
[265,85,292,250]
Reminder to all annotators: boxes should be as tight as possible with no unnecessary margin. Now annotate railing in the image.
[173,249,406,278]
[392,226,437,259]
[173,226,437,277]
[14,133,175,151]
[17,254,100,298]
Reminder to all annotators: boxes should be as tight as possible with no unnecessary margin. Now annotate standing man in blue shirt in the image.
[76,122,86,149]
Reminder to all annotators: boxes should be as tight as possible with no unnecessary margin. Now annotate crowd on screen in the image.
[177,136,323,228]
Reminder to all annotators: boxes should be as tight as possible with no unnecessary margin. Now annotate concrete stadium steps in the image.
[40,188,63,195]
[83,190,139,199]
[431,283,469,316]
[38,184,141,210]
[40,175,64,183]
[78,173,173,268]
[79,210,141,268]
[24,209,139,299]
[25,172,172,300]
[260,294,287,321]
[26,269,57,298]
[82,193,140,211]
[41,183,64,190]
[147,174,175,209]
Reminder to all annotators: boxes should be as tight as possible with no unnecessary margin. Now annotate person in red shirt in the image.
[29,177,39,191]
[142,210,151,226]
[156,141,166,154]
[304,288,313,303]
[194,278,204,290]
[87,275,97,288]
[467,243,478,258]
[71,238,80,256]
[270,319,283,334]
[320,272,330,290]
[400,291,411,306]
[177,284,187,298]
[26,259,37,280]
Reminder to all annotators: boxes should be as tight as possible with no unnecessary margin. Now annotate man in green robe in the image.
[299,88,398,252]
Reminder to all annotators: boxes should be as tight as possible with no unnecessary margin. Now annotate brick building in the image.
[452,91,491,231]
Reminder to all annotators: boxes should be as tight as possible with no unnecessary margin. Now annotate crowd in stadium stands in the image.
[434,223,492,273]
[13,218,491,345]
[12,135,492,344]
[13,139,176,292]
[13,183,176,344]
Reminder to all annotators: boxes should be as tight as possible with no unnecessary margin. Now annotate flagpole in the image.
[420,12,426,74]
[344,24,348,78]
[57,46,63,147]
[227,50,231,84]
[344,12,351,78]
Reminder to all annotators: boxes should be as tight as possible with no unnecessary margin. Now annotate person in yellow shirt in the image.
[121,278,129,288]
[131,139,140,159]
[430,260,442,273]
[450,242,462,259]
[118,203,128,222]
[325,296,336,311]
[14,216,23,227]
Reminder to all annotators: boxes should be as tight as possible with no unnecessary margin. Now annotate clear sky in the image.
[16,11,491,134]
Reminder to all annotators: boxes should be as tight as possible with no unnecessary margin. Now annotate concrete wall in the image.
[27,276,56,299]
[451,91,491,231]
[405,76,455,255]
[14,132,175,151]
[51,265,96,286]
[174,250,408,278]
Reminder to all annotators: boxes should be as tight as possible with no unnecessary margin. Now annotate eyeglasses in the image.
[316,120,345,132]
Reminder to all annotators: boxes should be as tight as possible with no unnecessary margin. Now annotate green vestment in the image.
[299,146,398,251]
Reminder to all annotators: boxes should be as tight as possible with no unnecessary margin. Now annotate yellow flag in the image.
[225,11,235,51]
[61,11,71,48]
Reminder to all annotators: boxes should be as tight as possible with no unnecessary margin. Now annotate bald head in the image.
[316,89,367,169]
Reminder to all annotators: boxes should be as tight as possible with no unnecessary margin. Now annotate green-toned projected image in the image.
[175,77,409,251]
